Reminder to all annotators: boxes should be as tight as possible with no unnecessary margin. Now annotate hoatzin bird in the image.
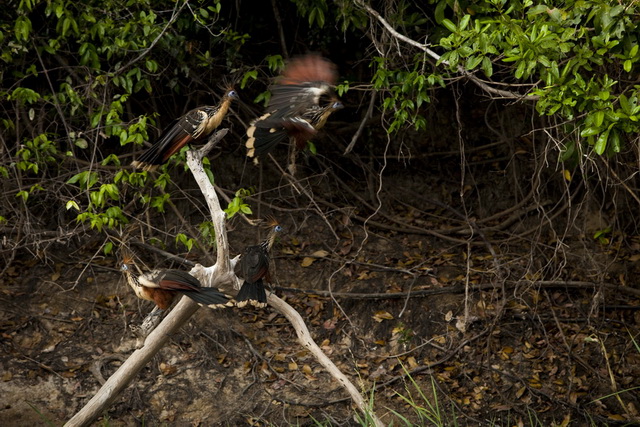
[246,97,344,160]
[131,89,238,171]
[246,54,340,162]
[235,220,283,308]
[121,258,231,311]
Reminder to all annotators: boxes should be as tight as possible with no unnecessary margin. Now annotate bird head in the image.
[224,88,239,101]
[263,217,283,250]
[330,100,344,111]
[120,253,134,272]
[119,249,142,275]
[265,216,283,233]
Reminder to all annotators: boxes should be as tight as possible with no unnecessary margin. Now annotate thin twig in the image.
[345,89,377,154]
[116,1,188,74]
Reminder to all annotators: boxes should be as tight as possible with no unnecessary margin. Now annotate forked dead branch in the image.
[65,130,383,427]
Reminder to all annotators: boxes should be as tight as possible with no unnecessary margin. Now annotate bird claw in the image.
[129,308,164,348]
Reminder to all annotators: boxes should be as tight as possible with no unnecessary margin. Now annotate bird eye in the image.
[332,101,344,109]
[275,225,283,232]
[121,264,128,271]
[228,90,238,98]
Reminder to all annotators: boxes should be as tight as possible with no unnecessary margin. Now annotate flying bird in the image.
[235,219,283,308]
[131,89,238,171]
[246,97,344,159]
[246,54,341,162]
[121,257,231,311]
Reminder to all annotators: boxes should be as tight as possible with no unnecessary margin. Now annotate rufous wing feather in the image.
[277,54,337,86]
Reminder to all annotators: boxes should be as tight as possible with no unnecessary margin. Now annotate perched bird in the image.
[131,89,238,171]
[246,54,340,162]
[121,257,231,310]
[235,219,283,308]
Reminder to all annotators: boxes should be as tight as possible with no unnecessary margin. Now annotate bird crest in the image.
[264,215,280,228]
[218,77,239,100]
[119,248,135,266]
[118,248,145,275]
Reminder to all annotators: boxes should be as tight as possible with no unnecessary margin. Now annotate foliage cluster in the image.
[1,0,639,256]
[338,0,639,162]
[1,0,239,253]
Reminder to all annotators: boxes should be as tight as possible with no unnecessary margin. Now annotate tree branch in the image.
[268,295,384,427]
[65,131,234,427]
[64,298,200,427]
[185,129,234,278]
[66,128,383,426]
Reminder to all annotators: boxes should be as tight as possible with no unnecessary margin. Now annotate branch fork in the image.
[65,130,383,427]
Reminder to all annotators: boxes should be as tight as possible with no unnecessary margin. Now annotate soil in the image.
[2,136,640,426]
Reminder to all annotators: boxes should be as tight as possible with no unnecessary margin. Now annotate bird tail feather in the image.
[182,288,233,309]
[246,124,289,158]
[235,280,267,308]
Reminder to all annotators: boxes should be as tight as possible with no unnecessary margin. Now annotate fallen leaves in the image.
[372,310,393,322]
[300,250,330,267]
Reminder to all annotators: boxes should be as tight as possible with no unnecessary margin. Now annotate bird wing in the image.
[134,119,193,165]
[267,83,331,119]
[246,117,290,158]
[133,107,214,166]
[247,112,317,157]
[277,54,337,86]
[183,287,231,308]
[238,245,270,283]
[138,269,202,291]
[267,54,337,119]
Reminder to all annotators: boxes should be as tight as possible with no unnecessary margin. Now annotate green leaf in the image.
[609,130,621,153]
[594,111,604,128]
[515,61,526,79]
[459,15,470,31]
[594,129,609,155]
[465,55,482,70]
[441,19,456,33]
[580,127,600,137]
[16,190,29,202]
[103,242,113,256]
[527,5,548,16]
[241,70,258,89]
[481,57,493,77]
[66,200,80,211]
[434,0,446,24]
[619,95,632,115]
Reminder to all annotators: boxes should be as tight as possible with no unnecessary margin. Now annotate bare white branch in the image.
[66,128,383,426]
[269,295,384,427]
[64,298,200,427]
